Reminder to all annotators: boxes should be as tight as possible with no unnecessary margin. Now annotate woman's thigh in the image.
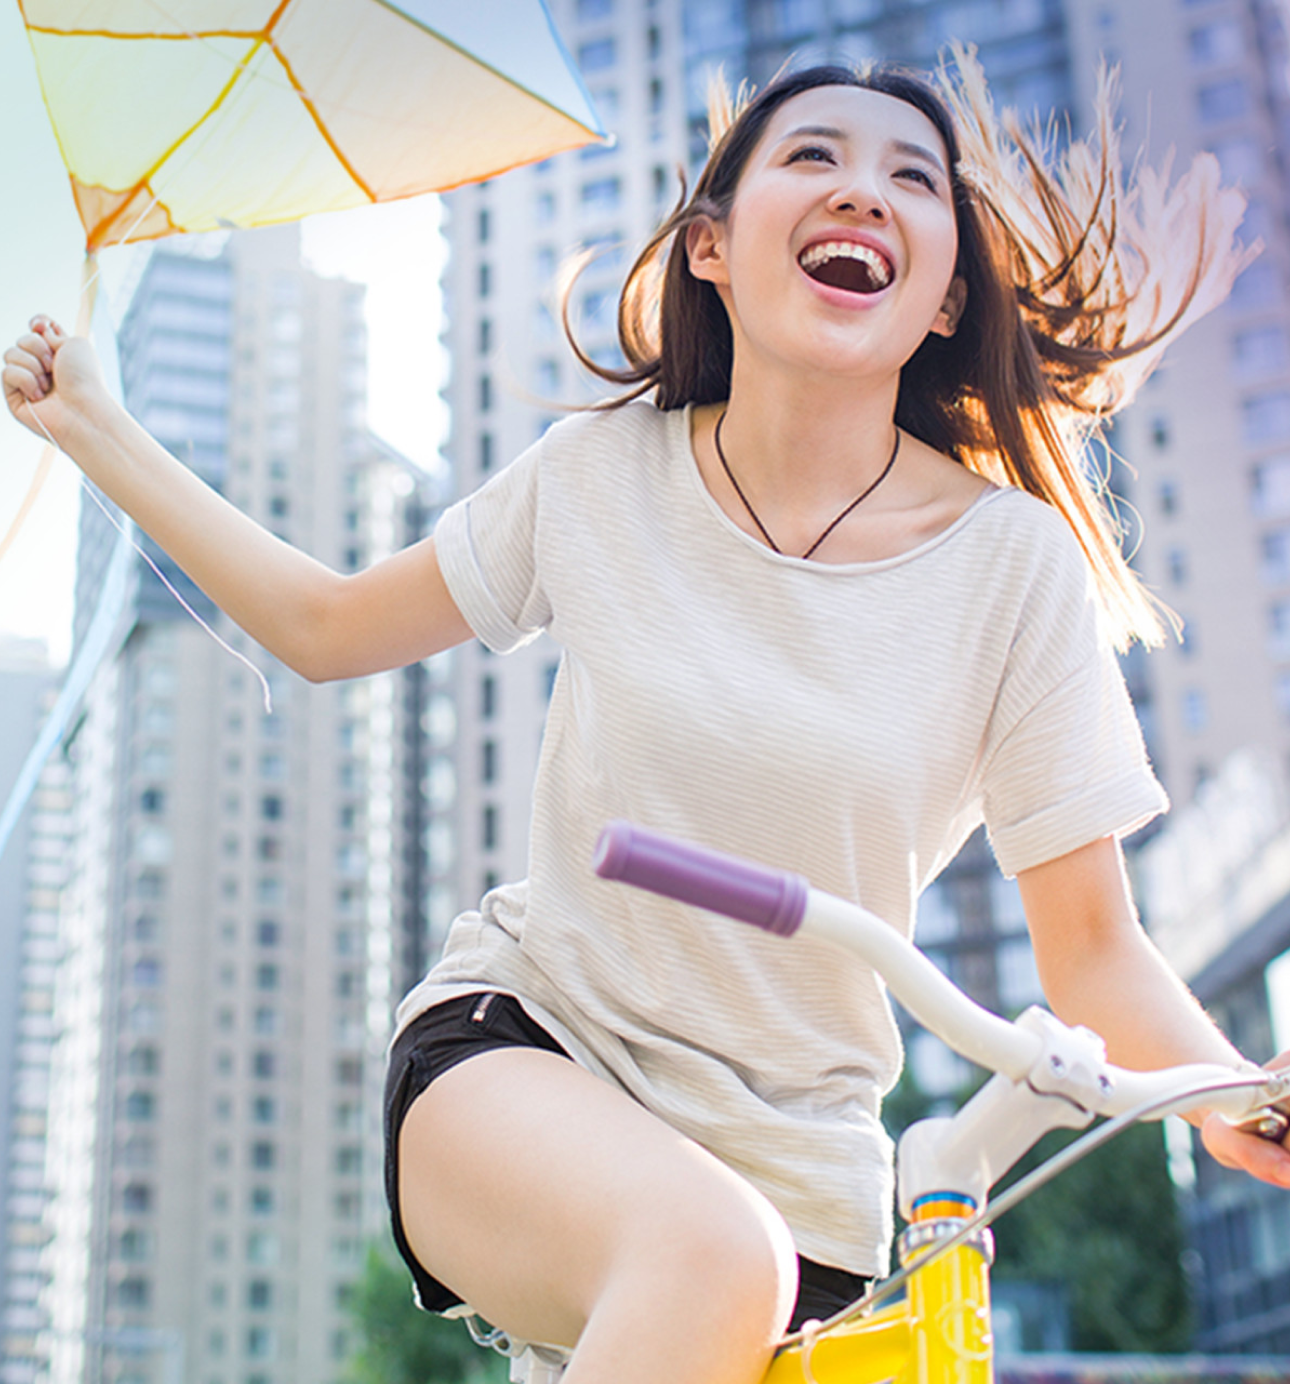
[397,1045,799,1355]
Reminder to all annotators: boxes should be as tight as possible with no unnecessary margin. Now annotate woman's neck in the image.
[717,364,903,515]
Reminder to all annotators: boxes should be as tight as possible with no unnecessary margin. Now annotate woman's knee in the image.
[613,1171,799,1340]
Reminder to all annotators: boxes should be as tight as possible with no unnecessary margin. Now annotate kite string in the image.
[23,399,273,714]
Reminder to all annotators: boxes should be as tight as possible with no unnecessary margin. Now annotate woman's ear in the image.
[930,275,967,338]
[686,216,730,286]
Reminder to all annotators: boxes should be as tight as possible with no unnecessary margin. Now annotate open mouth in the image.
[798,241,894,294]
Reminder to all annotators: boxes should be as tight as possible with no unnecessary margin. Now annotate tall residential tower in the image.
[40,227,445,1384]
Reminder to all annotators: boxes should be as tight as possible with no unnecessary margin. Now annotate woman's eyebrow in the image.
[780,124,848,142]
[890,139,947,174]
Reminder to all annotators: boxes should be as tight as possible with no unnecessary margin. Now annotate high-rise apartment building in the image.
[1060,1,1290,801]
[0,639,66,1384]
[441,0,686,903]
[38,227,445,1384]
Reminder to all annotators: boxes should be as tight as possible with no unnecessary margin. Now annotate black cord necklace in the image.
[713,411,902,560]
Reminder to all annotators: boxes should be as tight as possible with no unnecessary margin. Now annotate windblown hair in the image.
[563,50,1252,649]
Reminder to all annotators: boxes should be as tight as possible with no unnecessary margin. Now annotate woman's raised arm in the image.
[3,318,473,682]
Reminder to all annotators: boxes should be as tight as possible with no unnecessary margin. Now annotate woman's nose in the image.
[829,179,889,223]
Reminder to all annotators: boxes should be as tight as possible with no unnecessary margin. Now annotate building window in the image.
[140,788,164,814]
[125,1091,157,1122]
[535,358,560,394]
[479,431,494,474]
[122,1183,153,1214]
[1189,19,1244,66]
[1234,325,1289,376]
[260,795,283,821]
[250,1185,275,1215]
[481,675,497,719]
[577,0,613,16]
[1197,77,1249,124]
[131,958,162,988]
[1182,688,1209,733]
[1150,415,1169,449]
[1159,478,1179,515]
[483,804,499,851]
[482,739,498,783]
[128,1045,160,1075]
[1264,529,1290,584]
[1245,392,1290,445]
[479,374,492,413]
[251,1141,276,1170]
[256,919,280,947]
[118,1228,152,1262]
[246,1327,275,1359]
[252,1050,276,1079]
[114,1276,151,1309]
[478,262,491,297]
[478,317,492,355]
[543,661,560,701]
[477,207,491,243]
[1257,457,1290,517]
[252,1096,276,1125]
[535,190,556,224]
[578,38,616,72]
[1166,547,1188,585]
[1266,601,1290,664]
[580,177,622,213]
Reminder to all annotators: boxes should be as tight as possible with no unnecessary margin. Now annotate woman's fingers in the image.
[3,345,50,406]
[1201,1110,1290,1188]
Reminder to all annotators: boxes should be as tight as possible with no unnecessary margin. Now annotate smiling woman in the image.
[567,54,1249,649]
[4,43,1279,1384]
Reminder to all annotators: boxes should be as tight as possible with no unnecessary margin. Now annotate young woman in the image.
[7,59,1288,1384]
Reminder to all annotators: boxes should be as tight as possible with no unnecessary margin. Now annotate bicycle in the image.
[463,821,1290,1384]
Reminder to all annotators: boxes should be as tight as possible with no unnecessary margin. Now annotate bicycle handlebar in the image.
[593,820,809,937]
[593,821,1290,1126]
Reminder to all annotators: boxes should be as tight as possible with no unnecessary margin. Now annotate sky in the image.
[0,9,447,668]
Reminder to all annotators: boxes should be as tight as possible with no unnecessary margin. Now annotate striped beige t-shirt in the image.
[396,401,1166,1275]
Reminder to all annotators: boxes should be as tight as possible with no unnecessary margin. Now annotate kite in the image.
[20,0,606,250]
[0,0,605,858]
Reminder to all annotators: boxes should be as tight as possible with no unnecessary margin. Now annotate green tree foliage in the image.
[885,1071,1192,1352]
[991,1122,1192,1351]
[346,1243,510,1384]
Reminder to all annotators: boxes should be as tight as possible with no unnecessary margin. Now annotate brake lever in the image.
[1230,1106,1290,1143]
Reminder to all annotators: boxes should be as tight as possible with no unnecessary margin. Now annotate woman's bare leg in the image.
[398,1047,799,1384]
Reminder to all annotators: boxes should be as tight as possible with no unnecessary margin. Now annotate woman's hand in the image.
[1200,1051,1290,1189]
[3,316,112,446]
[1020,839,1290,1191]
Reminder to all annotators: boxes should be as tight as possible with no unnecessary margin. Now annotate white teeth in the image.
[798,240,893,287]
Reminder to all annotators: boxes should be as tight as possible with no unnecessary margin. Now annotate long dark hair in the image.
[564,52,1251,648]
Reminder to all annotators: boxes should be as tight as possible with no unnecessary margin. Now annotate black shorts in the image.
[383,991,871,1331]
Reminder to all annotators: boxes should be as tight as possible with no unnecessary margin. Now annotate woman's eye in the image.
[787,145,835,165]
[896,167,938,191]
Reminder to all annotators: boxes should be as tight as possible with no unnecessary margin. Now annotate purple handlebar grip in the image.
[593,821,808,937]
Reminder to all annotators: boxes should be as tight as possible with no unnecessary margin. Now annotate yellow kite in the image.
[19,0,607,252]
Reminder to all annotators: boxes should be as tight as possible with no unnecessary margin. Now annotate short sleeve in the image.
[434,438,552,653]
[980,520,1168,877]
